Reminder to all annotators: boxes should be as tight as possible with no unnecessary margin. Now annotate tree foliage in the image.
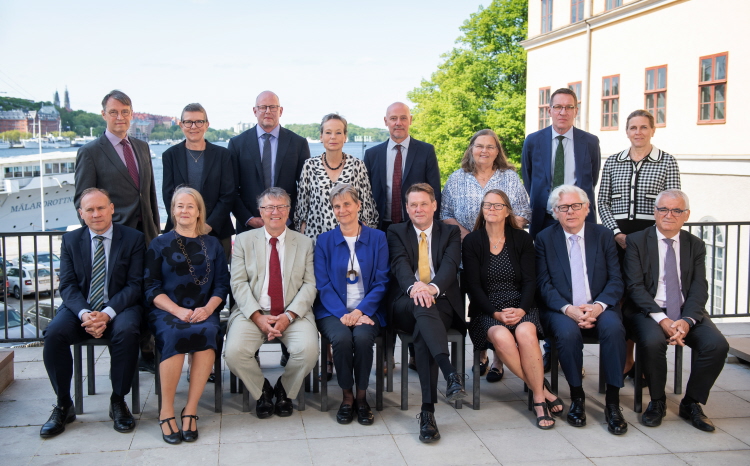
[0,130,33,143]
[285,123,389,143]
[408,0,527,184]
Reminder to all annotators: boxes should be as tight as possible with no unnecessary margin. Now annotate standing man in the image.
[40,188,145,438]
[624,189,728,432]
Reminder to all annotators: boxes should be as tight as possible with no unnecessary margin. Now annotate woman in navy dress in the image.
[145,187,229,444]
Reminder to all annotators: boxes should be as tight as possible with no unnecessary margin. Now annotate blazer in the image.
[228,125,310,234]
[462,225,536,319]
[535,222,623,315]
[162,140,235,239]
[74,134,160,245]
[623,226,709,323]
[58,223,145,318]
[364,137,441,229]
[313,223,389,326]
[230,227,317,325]
[521,126,601,238]
[386,220,465,332]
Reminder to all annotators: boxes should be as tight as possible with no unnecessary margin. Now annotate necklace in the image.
[187,148,204,163]
[323,152,345,170]
[346,224,362,284]
[174,230,211,285]
[491,236,505,250]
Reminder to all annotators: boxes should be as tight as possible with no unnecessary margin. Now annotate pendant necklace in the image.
[346,224,362,284]
[187,148,204,163]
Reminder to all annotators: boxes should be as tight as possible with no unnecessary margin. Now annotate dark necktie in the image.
[392,144,403,223]
[89,235,106,312]
[553,135,565,188]
[120,139,140,189]
[261,133,273,189]
[268,237,283,316]
[663,238,683,320]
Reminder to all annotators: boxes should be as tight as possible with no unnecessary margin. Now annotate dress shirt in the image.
[78,224,117,321]
[650,229,683,324]
[258,227,287,312]
[385,136,410,221]
[549,127,576,213]
[408,222,440,296]
[561,224,608,315]
[104,130,140,172]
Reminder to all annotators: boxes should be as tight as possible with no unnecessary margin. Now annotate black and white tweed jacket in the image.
[597,146,681,235]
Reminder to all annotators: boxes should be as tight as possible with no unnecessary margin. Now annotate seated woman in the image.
[145,187,230,444]
[462,189,561,429]
[313,183,389,425]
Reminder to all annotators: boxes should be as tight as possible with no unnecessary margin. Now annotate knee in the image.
[553,322,581,345]
[515,323,538,344]
[597,318,625,341]
[352,332,376,353]
[328,328,353,350]
[640,332,667,354]
[702,334,729,359]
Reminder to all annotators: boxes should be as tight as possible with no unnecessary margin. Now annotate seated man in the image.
[41,188,145,438]
[624,189,728,432]
[224,187,318,419]
[535,185,627,435]
[388,183,467,443]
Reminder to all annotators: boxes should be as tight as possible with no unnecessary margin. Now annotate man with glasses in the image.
[536,185,627,435]
[623,189,728,432]
[224,187,318,419]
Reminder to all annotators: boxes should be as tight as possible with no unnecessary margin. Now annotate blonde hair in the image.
[171,186,209,235]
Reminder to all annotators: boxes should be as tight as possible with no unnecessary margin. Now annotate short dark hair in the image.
[626,109,655,129]
[405,183,435,202]
[101,90,132,110]
[78,187,111,207]
[181,103,208,121]
[320,113,348,136]
[549,88,578,106]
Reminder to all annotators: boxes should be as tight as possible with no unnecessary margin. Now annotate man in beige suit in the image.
[225,187,318,419]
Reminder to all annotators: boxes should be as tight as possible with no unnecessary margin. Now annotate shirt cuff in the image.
[429,283,440,296]
[78,309,91,320]
[246,216,254,226]
[101,306,117,321]
[594,301,608,311]
[562,304,572,315]
[650,312,668,324]
[613,229,622,236]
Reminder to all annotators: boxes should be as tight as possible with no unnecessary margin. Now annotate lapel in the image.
[274,128,290,186]
[430,220,441,270]
[247,126,264,179]
[107,225,122,286]
[646,227,661,293]
[175,142,189,187]
[402,138,417,182]
[79,228,93,286]
[541,127,553,186]
[679,230,691,299]
[282,229,297,296]
[129,138,149,189]
[406,222,419,274]
[552,225,572,287]
[99,135,136,189]
[253,229,267,289]
[584,224,597,286]
[572,128,586,186]
[199,141,215,191]
[378,143,388,195]
[354,225,371,286]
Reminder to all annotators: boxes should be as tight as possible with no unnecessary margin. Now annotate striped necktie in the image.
[89,235,106,312]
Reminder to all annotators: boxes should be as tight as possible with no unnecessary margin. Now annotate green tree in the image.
[407,0,527,184]
[0,130,33,143]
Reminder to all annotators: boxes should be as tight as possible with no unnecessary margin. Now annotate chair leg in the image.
[550,341,559,394]
[455,338,464,409]
[527,384,533,411]
[214,351,222,414]
[230,371,237,393]
[674,345,683,395]
[131,363,140,415]
[155,349,161,414]
[297,377,306,411]
[400,337,409,411]
[634,343,643,413]
[320,339,328,412]
[74,344,83,415]
[240,379,250,412]
[599,347,605,394]
[376,337,384,411]
[472,351,480,410]
[386,328,393,393]
[87,345,96,395]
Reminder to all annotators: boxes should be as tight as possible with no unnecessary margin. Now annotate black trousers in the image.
[317,316,381,391]
[627,312,728,403]
[43,307,141,403]
[392,296,453,404]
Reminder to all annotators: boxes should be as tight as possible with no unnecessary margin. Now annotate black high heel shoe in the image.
[159,417,182,445]
[180,408,199,442]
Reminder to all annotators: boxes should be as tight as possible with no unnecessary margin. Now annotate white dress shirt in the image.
[258,228,287,312]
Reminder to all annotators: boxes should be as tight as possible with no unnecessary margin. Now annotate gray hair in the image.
[655,189,690,210]
[548,185,590,220]
[257,186,291,207]
[181,103,208,121]
[320,113,348,135]
[329,183,360,205]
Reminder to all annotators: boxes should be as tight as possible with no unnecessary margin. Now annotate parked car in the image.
[6,265,59,299]
[20,251,61,276]
[0,305,39,346]
[23,302,59,332]
[0,265,6,300]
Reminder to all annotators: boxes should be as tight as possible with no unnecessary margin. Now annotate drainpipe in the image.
[583,1,593,132]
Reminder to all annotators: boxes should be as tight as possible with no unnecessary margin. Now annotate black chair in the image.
[633,344,694,413]
[73,339,140,415]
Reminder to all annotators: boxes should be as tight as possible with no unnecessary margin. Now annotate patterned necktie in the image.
[418,231,430,284]
[89,235,106,312]
[553,135,565,188]
[120,139,140,189]
[261,133,273,189]
[391,144,403,224]
[569,234,587,306]
[268,237,283,316]
[663,238,683,320]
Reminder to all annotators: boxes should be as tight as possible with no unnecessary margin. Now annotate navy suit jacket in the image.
[535,222,623,316]
[364,137,441,229]
[228,125,310,234]
[58,223,145,318]
[162,140,235,239]
[521,126,601,238]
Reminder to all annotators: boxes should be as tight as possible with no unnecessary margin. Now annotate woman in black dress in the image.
[145,187,230,444]
[462,189,562,429]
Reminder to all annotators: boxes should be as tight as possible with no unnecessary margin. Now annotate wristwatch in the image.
[284,311,296,324]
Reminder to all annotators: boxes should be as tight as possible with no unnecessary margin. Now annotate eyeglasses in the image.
[655,207,688,217]
[256,105,280,113]
[259,204,290,213]
[107,110,131,118]
[551,105,577,113]
[182,120,206,128]
[473,144,498,152]
[555,203,585,212]
[481,202,506,211]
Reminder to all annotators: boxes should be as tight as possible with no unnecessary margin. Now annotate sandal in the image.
[159,417,182,445]
[543,378,565,416]
[180,408,199,442]
[486,367,504,383]
[533,402,555,430]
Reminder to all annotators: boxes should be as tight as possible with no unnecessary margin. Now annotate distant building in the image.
[129,112,177,140]
[63,87,71,112]
[234,122,253,134]
[53,91,60,108]
[0,106,60,134]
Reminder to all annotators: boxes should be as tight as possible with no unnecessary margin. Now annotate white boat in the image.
[21,138,56,149]
[0,140,10,150]
[71,136,96,147]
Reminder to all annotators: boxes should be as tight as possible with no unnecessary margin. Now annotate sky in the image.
[0,0,486,130]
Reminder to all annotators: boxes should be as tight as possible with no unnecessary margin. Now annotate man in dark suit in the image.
[387,183,467,443]
[40,188,145,438]
[624,189,728,432]
[536,185,627,435]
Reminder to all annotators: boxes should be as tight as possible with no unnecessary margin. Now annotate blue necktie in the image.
[663,238,683,321]
[569,235,587,306]
[89,236,106,312]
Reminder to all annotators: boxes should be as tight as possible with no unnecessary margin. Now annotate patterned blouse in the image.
[597,145,681,235]
[294,154,379,241]
[441,168,531,231]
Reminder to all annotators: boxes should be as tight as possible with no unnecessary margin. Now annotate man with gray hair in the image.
[536,185,627,435]
[623,189,728,432]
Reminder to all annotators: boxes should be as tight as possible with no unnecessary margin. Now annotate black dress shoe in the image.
[336,403,354,424]
[138,355,157,374]
[417,411,440,443]
[445,372,468,402]
[604,404,628,435]
[355,399,374,425]
[567,397,586,427]
[180,407,199,442]
[40,404,76,438]
[408,356,417,371]
[109,400,135,433]
[280,352,289,367]
[642,399,666,427]
[679,402,715,432]
[543,351,551,373]
[159,417,182,445]
[274,377,294,417]
[486,367,504,383]
[256,378,275,419]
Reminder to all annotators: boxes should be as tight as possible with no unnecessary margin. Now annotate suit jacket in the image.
[535,222,623,315]
[162,140,235,239]
[623,225,709,323]
[386,220,465,332]
[364,137,441,229]
[58,223,145,318]
[462,225,536,319]
[74,134,160,245]
[521,126,601,237]
[228,125,310,234]
[230,227,317,325]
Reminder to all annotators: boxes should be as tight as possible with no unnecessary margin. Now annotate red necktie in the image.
[268,237,283,316]
[120,139,140,189]
[391,144,403,224]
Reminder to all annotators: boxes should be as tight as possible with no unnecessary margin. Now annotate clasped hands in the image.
[340,309,375,327]
[174,306,213,324]
[493,308,526,326]
[566,303,604,329]
[81,311,111,338]
[252,312,296,341]
[410,282,437,308]
[659,318,690,346]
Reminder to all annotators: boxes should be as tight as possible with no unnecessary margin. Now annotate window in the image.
[605,0,622,10]
[601,75,620,130]
[645,65,667,126]
[698,52,727,123]
[541,0,553,33]
[568,81,582,127]
[571,0,584,23]
[538,87,551,130]
[699,223,725,315]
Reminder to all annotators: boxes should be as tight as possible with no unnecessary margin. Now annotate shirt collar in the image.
[264,226,287,245]
[552,126,574,140]
[413,221,434,239]
[333,222,370,246]
[105,129,128,147]
[563,222,585,241]
[256,124,281,140]
[89,224,114,241]
[615,145,663,162]
[656,227,680,243]
[388,136,411,152]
